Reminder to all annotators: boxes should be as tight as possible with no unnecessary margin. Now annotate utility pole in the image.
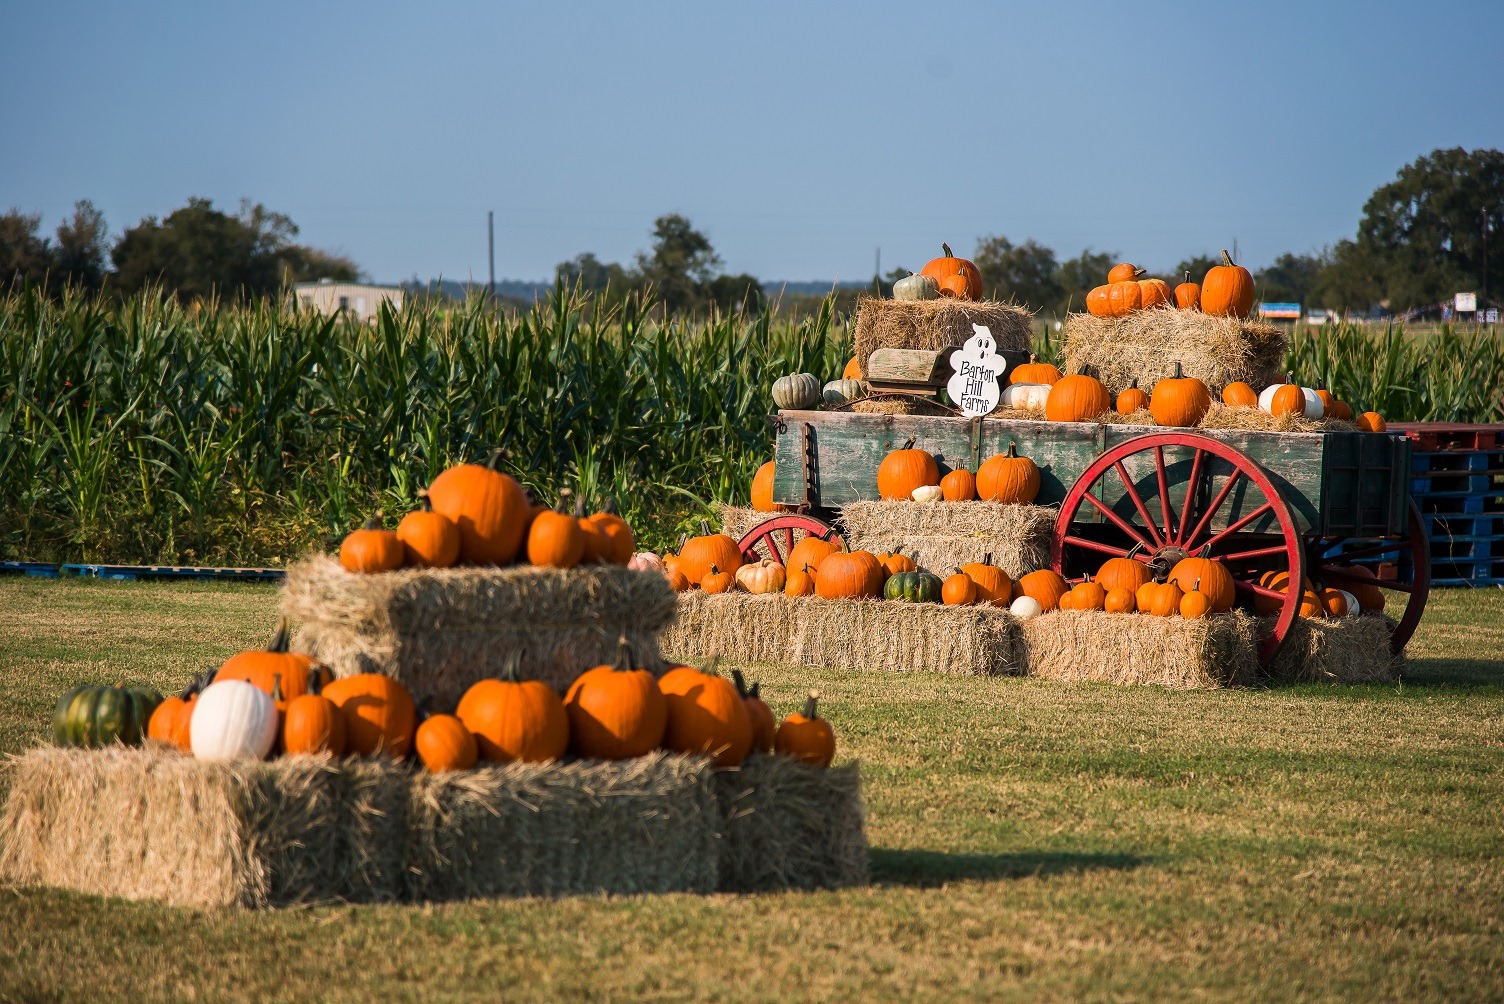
[875,247,881,279]
[1483,209,1490,310]
[487,210,496,303]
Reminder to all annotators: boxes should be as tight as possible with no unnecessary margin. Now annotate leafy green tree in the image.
[1310,239,1381,314]
[556,252,632,293]
[1353,147,1504,309]
[279,245,360,284]
[973,235,1063,311]
[52,200,110,289]
[706,273,764,312]
[1255,252,1325,305]
[0,209,53,287]
[635,214,721,313]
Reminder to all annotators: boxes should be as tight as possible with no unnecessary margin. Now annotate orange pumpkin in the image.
[426,449,530,565]
[1255,570,1317,616]
[1200,249,1255,318]
[940,469,977,501]
[1336,564,1385,613]
[1270,382,1306,418]
[415,714,479,772]
[843,356,863,380]
[1138,277,1172,310]
[1297,588,1324,618]
[751,461,783,513]
[1017,569,1070,612]
[919,243,983,300]
[941,569,977,605]
[395,494,461,568]
[1068,576,1107,611]
[876,437,940,500]
[282,670,346,756]
[1057,589,1076,611]
[214,618,329,705]
[702,564,734,594]
[1319,587,1349,618]
[1222,381,1259,408]
[787,535,840,576]
[586,499,636,565]
[960,554,1012,606]
[563,639,667,760]
[678,522,744,585]
[1116,379,1149,415]
[1180,586,1213,619]
[1328,399,1354,422]
[732,669,777,753]
[322,674,417,757]
[339,514,404,573]
[1314,388,1339,417]
[659,663,753,768]
[784,563,816,597]
[1096,543,1152,595]
[1104,586,1136,613]
[1173,271,1201,310]
[1009,354,1063,386]
[976,442,1040,504]
[773,690,836,768]
[666,567,691,592]
[1144,581,1184,617]
[1168,551,1235,612]
[1045,371,1112,423]
[877,547,917,578]
[456,655,569,763]
[1356,412,1387,432]
[147,676,206,751]
[1149,362,1212,428]
[526,500,585,569]
[570,496,608,564]
[1107,262,1142,284]
[1135,579,1160,613]
[814,551,884,599]
[1086,279,1144,318]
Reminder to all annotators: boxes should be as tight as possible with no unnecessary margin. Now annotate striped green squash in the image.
[53,683,164,748]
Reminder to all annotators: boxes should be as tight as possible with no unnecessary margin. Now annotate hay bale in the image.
[1266,614,1399,684]
[848,395,954,417]
[1062,311,1286,395]
[281,557,676,708]
[663,592,1023,676]
[853,298,1033,374]
[715,755,867,892]
[719,504,778,544]
[841,500,1055,578]
[1197,403,1357,435]
[1020,610,1262,689]
[0,747,408,908]
[404,752,719,900]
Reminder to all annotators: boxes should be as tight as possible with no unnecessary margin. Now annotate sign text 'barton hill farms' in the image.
[946,324,1003,418]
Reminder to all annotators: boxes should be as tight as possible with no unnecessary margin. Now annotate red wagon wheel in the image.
[1305,498,1430,654]
[736,513,840,565]
[1051,431,1307,664]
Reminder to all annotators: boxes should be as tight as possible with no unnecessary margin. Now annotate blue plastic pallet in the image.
[0,561,61,578]
[59,564,286,582]
[1411,492,1504,514]
[1412,472,1499,494]
[1423,513,1504,538]
[1411,450,1504,473]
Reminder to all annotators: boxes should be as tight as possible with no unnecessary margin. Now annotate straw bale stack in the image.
[663,592,1023,677]
[853,298,1032,376]
[715,756,867,892]
[841,500,1055,578]
[280,557,676,708]
[1266,613,1400,683]
[1062,311,1286,395]
[1020,610,1262,689]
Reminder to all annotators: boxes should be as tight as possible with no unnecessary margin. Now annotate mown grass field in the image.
[1,578,1502,1001]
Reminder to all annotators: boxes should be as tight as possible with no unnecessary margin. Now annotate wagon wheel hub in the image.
[1150,545,1189,569]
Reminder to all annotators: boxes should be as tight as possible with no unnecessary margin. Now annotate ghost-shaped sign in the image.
[947,324,1003,417]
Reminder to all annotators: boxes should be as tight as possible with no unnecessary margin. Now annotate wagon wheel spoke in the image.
[1062,534,1137,560]
[1320,567,1416,594]
[1233,578,1295,601]
[1217,544,1291,563]
[1201,502,1275,551]
[1153,446,1177,544]
[1175,447,1207,545]
[1080,491,1157,553]
[1183,470,1245,551]
[1112,461,1164,548]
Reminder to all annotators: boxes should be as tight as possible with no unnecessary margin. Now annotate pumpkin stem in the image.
[901,437,916,451]
[703,656,721,678]
[306,667,322,697]
[267,616,292,654]
[1125,542,1144,560]
[1134,268,1146,279]
[604,497,620,516]
[362,513,383,531]
[501,648,525,683]
[941,243,953,259]
[983,552,994,566]
[613,635,633,672]
[731,668,750,699]
[1006,441,1018,459]
[1183,270,1191,284]
[1129,378,1138,390]
[803,689,820,720]
[417,492,434,513]
[485,448,506,471]
[1171,361,1184,380]
[1220,249,1235,267]
[700,519,712,537]
[1196,544,1212,558]
[573,495,588,518]
[271,673,284,702]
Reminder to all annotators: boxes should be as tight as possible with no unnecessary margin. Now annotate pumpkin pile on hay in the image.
[0,747,408,909]
[716,756,867,892]
[405,752,720,900]
[1062,310,1286,395]
[841,500,1054,578]
[664,591,1024,677]
[853,297,1033,375]
[280,556,676,708]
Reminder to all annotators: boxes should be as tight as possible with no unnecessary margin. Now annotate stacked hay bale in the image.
[840,500,1054,579]
[1061,310,1286,395]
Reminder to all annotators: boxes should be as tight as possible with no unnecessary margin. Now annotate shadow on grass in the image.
[869,848,1148,887]
[1398,657,1504,689]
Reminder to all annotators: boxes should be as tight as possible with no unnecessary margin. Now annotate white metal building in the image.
[291,279,403,321]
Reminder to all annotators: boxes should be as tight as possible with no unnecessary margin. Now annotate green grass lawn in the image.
[1,578,1501,1001]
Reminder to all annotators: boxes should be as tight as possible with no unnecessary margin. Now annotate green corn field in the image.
[0,286,1500,566]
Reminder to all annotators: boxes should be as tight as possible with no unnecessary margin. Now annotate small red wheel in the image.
[736,514,840,565]
[1305,498,1430,654]
[1051,431,1307,664]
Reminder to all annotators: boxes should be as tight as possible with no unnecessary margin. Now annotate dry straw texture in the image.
[1266,613,1400,684]
[853,298,1033,374]
[281,557,677,708]
[1197,403,1357,435]
[841,500,1055,578]
[1021,610,1263,689]
[719,504,780,547]
[0,747,408,909]
[405,752,720,901]
[663,592,1023,677]
[715,756,867,892]
[848,395,954,417]
[1062,311,1287,395]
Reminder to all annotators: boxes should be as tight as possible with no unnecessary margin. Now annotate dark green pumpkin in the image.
[883,569,943,603]
[53,683,164,748]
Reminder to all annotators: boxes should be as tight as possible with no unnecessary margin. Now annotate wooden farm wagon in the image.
[740,409,1429,664]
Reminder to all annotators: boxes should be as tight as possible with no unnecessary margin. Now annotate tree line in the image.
[0,197,358,299]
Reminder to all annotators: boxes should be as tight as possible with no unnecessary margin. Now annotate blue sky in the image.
[4,1,1502,284]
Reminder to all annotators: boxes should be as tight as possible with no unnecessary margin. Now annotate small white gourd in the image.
[1338,589,1360,616]
[190,680,277,761]
[1009,595,1043,619]
[627,551,664,573]
[911,485,944,503]
[892,272,940,301]
[1000,383,1049,410]
[1258,381,1323,419]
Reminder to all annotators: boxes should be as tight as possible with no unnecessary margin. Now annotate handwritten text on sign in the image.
[946,324,1003,418]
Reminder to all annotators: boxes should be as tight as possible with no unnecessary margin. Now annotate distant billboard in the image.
[1258,302,1301,320]
[1455,292,1478,312]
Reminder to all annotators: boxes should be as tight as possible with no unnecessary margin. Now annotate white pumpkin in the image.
[627,551,665,573]
[735,558,786,594]
[892,272,940,301]
[1000,383,1050,411]
[911,485,944,503]
[1258,382,1323,419]
[190,680,278,761]
[1338,589,1360,616]
[1009,595,1043,619]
